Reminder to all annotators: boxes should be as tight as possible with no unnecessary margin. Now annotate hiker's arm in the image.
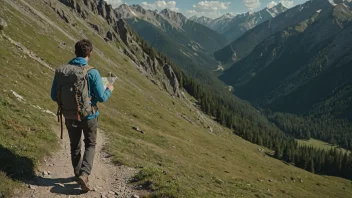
[51,77,57,101]
[91,69,111,102]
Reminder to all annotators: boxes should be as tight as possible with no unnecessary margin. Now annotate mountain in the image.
[189,4,287,43]
[214,0,334,68]
[189,15,213,26]
[190,13,234,30]
[1,0,352,197]
[116,4,228,75]
[220,0,352,118]
[208,13,235,33]
[221,3,288,42]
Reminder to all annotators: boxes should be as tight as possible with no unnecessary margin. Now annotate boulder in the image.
[0,17,7,30]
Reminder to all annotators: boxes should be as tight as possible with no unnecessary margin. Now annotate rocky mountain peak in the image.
[224,13,235,18]
[131,4,146,14]
[189,15,197,21]
[159,8,187,28]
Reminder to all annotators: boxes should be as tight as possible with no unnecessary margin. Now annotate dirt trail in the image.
[20,128,139,198]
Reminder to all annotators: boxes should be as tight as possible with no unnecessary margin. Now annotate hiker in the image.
[50,39,113,192]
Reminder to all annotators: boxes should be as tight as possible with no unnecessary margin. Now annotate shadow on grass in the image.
[0,144,83,196]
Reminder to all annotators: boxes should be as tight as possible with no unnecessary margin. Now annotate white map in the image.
[102,77,117,90]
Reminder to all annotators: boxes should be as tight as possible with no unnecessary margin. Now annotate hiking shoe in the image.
[77,173,90,192]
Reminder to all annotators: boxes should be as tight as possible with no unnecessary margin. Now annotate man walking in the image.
[50,39,113,192]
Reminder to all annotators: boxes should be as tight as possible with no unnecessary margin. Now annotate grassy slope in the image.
[297,139,350,154]
[0,0,351,197]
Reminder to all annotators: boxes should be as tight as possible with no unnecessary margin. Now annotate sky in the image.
[105,0,308,19]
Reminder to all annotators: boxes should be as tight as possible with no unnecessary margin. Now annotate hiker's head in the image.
[75,39,93,59]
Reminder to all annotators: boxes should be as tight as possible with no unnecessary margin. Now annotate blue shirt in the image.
[51,57,111,120]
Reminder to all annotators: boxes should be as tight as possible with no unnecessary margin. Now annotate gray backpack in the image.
[55,64,94,138]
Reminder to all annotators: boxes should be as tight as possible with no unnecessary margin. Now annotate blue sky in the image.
[106,0,308,19]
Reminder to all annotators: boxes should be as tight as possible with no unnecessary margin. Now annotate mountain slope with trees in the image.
[116,4,228,73]
[218,0,352,173]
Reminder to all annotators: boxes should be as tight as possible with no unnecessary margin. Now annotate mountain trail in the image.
[20,127,139,198]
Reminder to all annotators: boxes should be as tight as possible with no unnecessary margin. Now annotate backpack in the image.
[55,64,94,138]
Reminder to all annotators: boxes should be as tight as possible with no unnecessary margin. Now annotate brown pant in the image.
[65,118,98,176]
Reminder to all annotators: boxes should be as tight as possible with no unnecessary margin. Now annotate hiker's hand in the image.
[107,84,114,92]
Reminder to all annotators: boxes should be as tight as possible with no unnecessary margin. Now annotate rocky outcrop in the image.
[97,1,117,24]
[106,31,114,41]
[45,0,74,24]
[115,19,128,45]
[58,0,77,9]
[0,17,7,30]
[163,64,181,97]
[88,22,102,34]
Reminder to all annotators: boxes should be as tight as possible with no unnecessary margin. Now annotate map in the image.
[102,77,117,90]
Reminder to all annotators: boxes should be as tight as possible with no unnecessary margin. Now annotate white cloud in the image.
[243,0,261,11]
[186,1,231,19]
[267,1,278,8]
[280,0,294,8]
[140,1,179,12]
[192,1,231,12]
[186,10,223,19]
[105,0,124,8]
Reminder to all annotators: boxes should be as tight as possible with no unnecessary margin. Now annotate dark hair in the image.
[75,39,93,57]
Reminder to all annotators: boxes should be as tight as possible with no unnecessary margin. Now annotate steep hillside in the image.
[1,0,352,198]
[214,0,334,67]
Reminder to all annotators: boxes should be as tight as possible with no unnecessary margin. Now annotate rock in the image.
[88,22,101,34]
[28,184,37,190]
[56,9,73,24]
[299,179,303,183]
[0,17,7,30]
[57,183,65,187]
[163,64,181,97]
[214,178,224,184]
[43,170,49,175]
[106,31,113,41]
[290,176,295,182]
[268,179,274,182]
[132,126,145,134]
[131,195,139,198]
[100,192,107,198]
[109,191,115,195]
[257,179,263,182]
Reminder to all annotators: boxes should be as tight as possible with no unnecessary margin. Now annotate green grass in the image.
[0,34,59,197]
[297,139,350,153]
[1,1,352,197]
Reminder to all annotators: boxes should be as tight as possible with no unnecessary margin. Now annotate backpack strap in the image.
[82,66,97,115]
[55,73,64,139]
